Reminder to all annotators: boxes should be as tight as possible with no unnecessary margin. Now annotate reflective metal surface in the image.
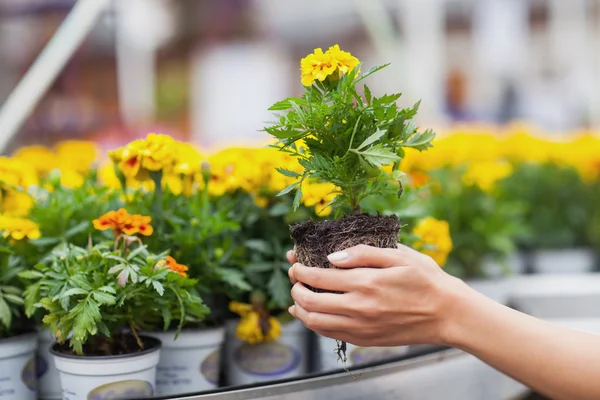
[159,346,527,400]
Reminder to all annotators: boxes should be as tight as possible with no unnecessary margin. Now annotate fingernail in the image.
[327,251,349,262]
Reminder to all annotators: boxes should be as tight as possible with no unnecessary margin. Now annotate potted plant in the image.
[497,161,593,274]
[107,135,249,395]
[314,182,453,371]
[223,157,324,385]
[20,170,121,400]
[22,209,208,400]
[422,161,525,303]
[263,45,436,364]
[0,216,39,400]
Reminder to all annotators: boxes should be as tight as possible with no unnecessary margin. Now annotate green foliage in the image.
[230,191,319,313]
[425,166,526,279]
[0,244,28,338]
[264,64,435,216]
[24,181,121,265]
[124,175,248,325]
[497,162,590,249]
[21,240,209,355]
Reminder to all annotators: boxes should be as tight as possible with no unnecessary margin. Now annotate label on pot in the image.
[21,357,37,392]
[35,354,48,379]
[86,380,153,400]
[200,349,220,385]
[350,346,406,365]
[234,342,300,377]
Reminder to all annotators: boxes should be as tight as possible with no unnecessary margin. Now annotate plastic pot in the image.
[0,331,38,400]
[50,336,161,400]
[225,319,309,386]
[145,327,224,396]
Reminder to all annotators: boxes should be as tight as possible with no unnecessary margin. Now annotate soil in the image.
[290,214,401,293]
[54,332,146,357]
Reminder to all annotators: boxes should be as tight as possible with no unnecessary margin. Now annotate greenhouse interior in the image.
[1,0,600,399]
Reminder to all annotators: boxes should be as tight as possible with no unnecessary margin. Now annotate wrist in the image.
[436,276,483,348]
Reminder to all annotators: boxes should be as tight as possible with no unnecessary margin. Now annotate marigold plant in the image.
[265,45,436,216]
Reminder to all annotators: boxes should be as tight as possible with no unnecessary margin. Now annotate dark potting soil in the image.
[290,214,401,293]
[54,333,145,357]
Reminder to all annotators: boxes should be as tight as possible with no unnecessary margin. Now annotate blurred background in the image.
[1,0,600,153]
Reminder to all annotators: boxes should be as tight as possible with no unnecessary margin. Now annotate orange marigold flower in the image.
[166,255,189,277]
[92,209,153,237]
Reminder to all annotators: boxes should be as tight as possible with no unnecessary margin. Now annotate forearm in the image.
[446,281,600,400]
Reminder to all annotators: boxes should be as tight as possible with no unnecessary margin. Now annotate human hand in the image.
[286,244,470,347]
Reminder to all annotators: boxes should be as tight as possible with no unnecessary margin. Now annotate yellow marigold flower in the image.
[59,169,85,189]
[0,215,41,240]
[13,145,58,175]
[462,160,513,192]
[327,44,360,75]
[54,140,98,173]
[300,47,337,86]
[412,217,453,267]
[301,181,337,216]
[0,157,38,189]
[229,301,282,344]
[1,190,33,218]
[116,133,177,180]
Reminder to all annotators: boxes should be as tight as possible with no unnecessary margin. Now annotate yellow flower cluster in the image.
[0,214,41,240]
[300,44,360,86]
[229,301,282,344]
[401,123,600,187]
[11,140,98,189]
[412,217,453,267]
[462,160,513,192]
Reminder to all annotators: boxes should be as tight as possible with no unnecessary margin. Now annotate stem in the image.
[129,322,144,350]
[150,170,164,231]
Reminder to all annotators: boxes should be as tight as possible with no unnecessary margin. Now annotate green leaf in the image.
[403,129,436,149]
[0,296,11,329]
[275,168,301,178]
[97,286,116,294]
[58,288,88,299]
[245,263,276,273]
[126,245,148,261]
[30,237,60,247]
[277,182,299,197]
[356,129,387,151]
[152,281,165,296]
[162,307,172,331]
[92,291,116,305]
[3,293,23,305]
[245,240,270,254]
[351,145,400,168]
[220,268,252,291]
[268,97,307,111]
[358,156,382,178]
[267,269,291,309]
[374,93,402,105]
[64,221,90,239]
[18,270,45,280]
[364,84,372,105]
[292,185,303,210]
[268,202,290,217]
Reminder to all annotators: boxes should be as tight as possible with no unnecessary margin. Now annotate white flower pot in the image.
[36,328,62,400]
[50,336,161,400]
[145,327,224,396]
[532,248,595,274]
[0,332,38,400]
[225,319,308,386]
[317,335,408,372]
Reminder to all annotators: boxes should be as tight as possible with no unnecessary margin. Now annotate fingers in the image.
[290,263,359,292]
[289,300,355,332]
[290,282,352,314]
[327,244,413,269]
[286,250,296,264]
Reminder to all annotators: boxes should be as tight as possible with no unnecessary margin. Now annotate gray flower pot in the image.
[0,331,38,400]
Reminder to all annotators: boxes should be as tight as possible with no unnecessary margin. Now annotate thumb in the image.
[326,244,412,269]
